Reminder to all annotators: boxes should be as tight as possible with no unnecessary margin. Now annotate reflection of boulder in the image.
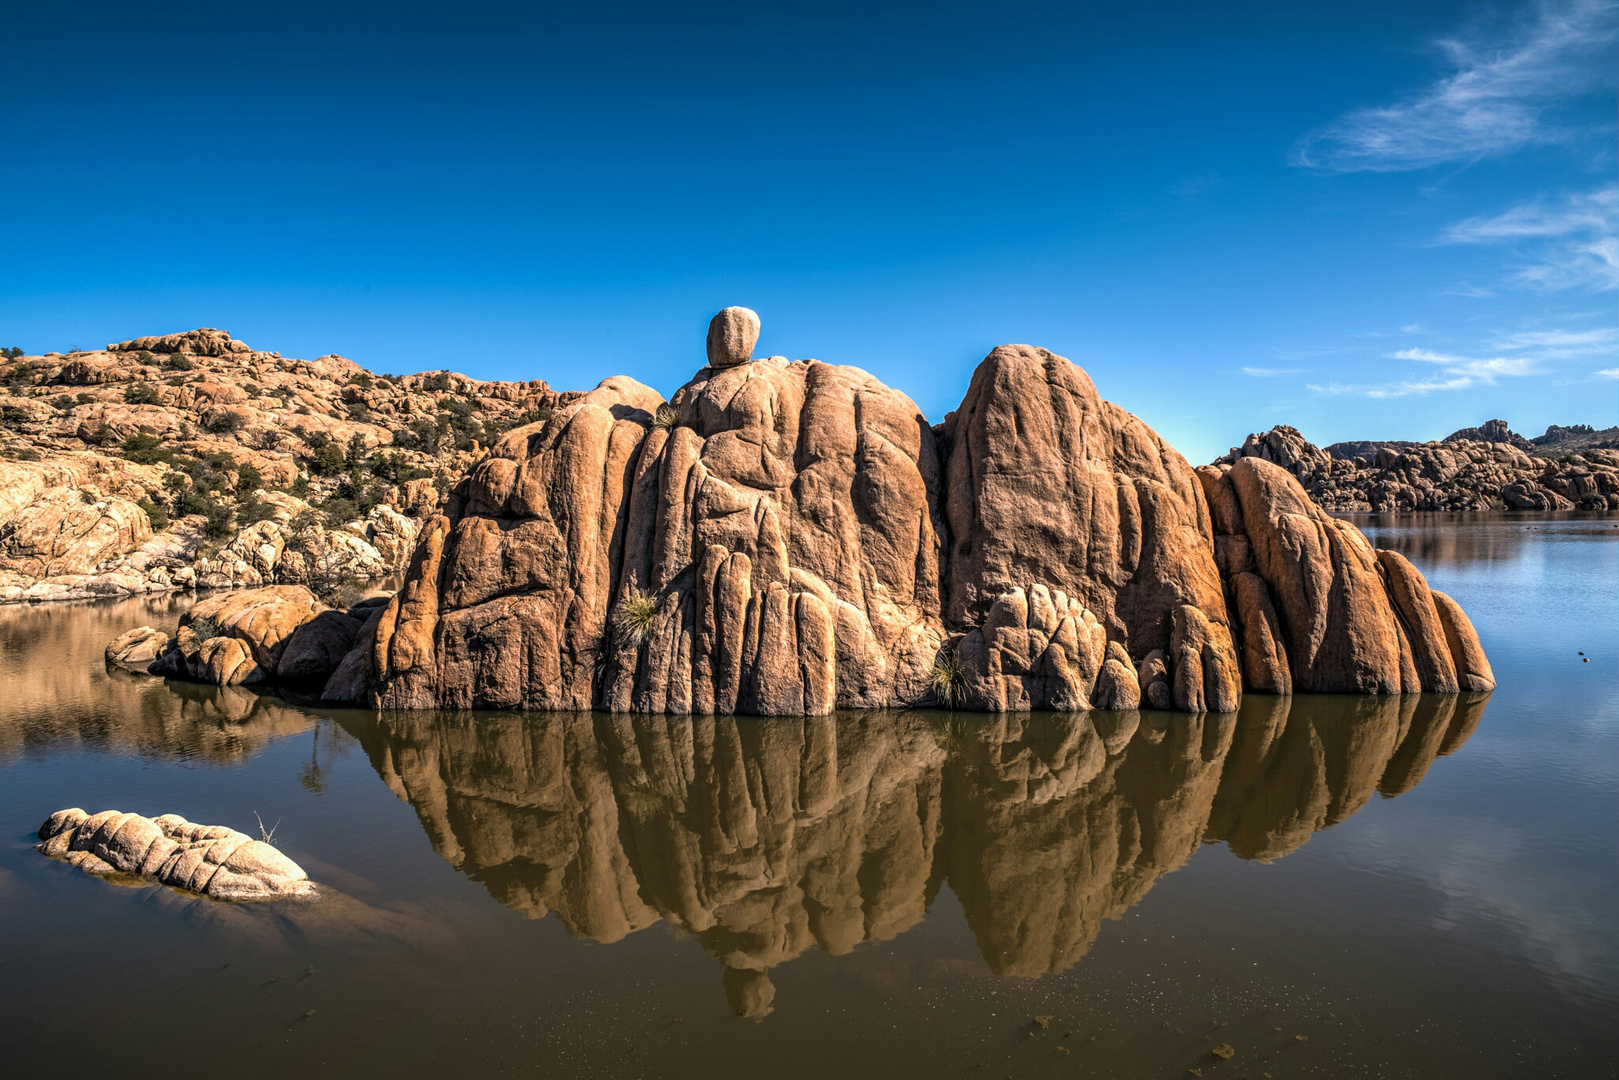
[344,692,1490,1009]
[0,594,314,765]
[945,710,1234,975]
[1206,693,1488,861]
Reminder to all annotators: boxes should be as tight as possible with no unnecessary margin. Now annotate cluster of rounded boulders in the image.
[369,309,1493,715]
[129,585,391,701]
[37,808,314,900]
[1222,424,1619,512]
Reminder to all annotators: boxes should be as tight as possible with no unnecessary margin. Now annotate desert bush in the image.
[612,594,660,646]
[929,652,966,708]
[123,383,161,405]
[138,498,171,531]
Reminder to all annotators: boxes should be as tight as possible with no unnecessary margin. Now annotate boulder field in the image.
[1221,421,1619,512]
[365,308,1495,716]
[0,327,563,603]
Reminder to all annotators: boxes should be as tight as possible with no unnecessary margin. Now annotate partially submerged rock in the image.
[370,308,1494,715]
[37,808,314,900]
[104,625,169,672]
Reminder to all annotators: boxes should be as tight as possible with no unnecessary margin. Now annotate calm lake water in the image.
[1,513,1615,1078]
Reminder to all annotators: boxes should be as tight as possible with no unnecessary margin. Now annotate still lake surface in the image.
[1,513,1614,1078]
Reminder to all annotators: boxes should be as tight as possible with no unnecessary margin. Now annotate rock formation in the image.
[0,328,565,602]
[342,691,1489,1011]
[37,808,315,900]
[136,584,391,700]
[371,309,1492,715]
[1221,423,1619,512]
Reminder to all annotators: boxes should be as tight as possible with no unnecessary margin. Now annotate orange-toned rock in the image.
[370,311,1493,715]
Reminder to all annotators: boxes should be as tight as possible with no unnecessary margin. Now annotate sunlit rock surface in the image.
[371,310,1493,715]
[37,809,315,900]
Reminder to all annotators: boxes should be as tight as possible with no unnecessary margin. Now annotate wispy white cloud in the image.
[1442,283,1497,298]
[1294,0,1619,172]
[1488,325,1619,357]
[1308,344,1547,397]
[1441,184,1617,242]
[1438,185,1619,291]
[1595,367,1619,378]
[1242,365,1303,377]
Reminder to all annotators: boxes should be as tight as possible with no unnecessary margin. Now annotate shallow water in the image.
[1,513,1614,1078]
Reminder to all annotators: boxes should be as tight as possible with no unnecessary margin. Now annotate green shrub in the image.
[135,350,154,364]
[75,392,95,405]
[0,347,23,360]
[199,501,236,538]
[138,499,171,531]
[235,462,262,493]
[929,652,967,708]
[309,440,347,476]
[164,354,195,371]
[612,594,660,646]
[348,372,373,389]
[122,433,177,466]
[202,410,245,434]
[320,497,359,527]
[1,404,30,426]
[49,394,75,412]
[237,496,278,525]
[187,614,223,640]
[123,383,161,405]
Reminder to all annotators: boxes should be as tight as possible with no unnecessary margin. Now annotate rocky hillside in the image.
[0,328,564,602]
[1220,421,1619,512]
[360,307,1492,717]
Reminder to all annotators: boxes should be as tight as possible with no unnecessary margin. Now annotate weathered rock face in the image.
[38,808,314,900]
[343,692,1488,1009]
[370,311,1493,715]
[1221,423,1619,512]
[1196,458,1494,695]
[941,346,1240,713]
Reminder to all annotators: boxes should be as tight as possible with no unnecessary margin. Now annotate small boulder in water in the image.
[104,626,168,673]
[37,808,315,901]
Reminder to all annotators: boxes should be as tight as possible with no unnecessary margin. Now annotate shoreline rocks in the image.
[117,584,388,701]
[369,309,1496,716]
[1219,422,1619,512]
[37,808,315,900]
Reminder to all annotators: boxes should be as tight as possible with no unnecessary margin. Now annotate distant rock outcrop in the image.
[0,328,565,603]
[369,309,1492,715]
[1220,423,1619,512]
[133,584,387,701]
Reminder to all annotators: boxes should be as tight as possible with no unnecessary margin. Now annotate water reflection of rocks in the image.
[345,693,1488,1016]
[0,594,315,762]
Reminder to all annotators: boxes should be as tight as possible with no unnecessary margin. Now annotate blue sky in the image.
[1,0,1613,462]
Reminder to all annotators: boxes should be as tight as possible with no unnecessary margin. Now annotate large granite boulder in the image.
[151,585,323,685]
[1197,458,1494,694]
[369,309,1492,715]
